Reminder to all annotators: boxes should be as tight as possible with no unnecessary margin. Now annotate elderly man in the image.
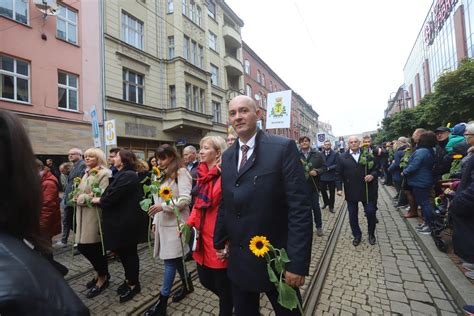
[54,148,86,248]
[336,136,380,246]
[214,95,312,315]
[320,140,339,213]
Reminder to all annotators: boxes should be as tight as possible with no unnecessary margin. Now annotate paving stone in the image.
[403,281,427,292]
[410,301,437,315]
[405,289,433,303]
[400,273,422,282]
[387,290,408,303]
[390,301,411,315]
[433,298,455,312]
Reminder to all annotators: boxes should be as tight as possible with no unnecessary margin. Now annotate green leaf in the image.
[277,282,299,311]
[274,258,284,275]
[150,184,158,194]
[181,224,191,244]
[143,184,151,195]
[267,263,278,284]
[140,175,150,184]
[139,198,152,212]
[368,161,374,170]
[280,248,291,264]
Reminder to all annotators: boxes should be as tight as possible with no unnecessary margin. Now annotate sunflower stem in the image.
[171,199,190,291]
[95,206,106,256]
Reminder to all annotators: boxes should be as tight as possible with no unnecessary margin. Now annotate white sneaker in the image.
[54,240,67,248]
[417,226,431,234]
[462,262,474,271]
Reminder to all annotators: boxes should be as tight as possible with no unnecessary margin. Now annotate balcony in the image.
[162,108,213,132]
[224,55,243,77]
[223,24,242,49]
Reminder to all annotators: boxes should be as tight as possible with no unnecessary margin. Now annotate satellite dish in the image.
[34,0,59,16]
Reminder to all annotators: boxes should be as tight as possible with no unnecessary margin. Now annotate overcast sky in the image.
[226,0,434,136]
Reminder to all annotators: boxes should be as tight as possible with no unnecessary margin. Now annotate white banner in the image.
[104,119,117,146]
[266,90,292,129]
[317,133,326,148]
[90,107,101,148]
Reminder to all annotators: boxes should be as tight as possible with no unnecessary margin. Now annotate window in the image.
[256,70,261,83]
[245,84,252,97]
[186,83,192,109]
[200,89,205,113]
[183,36,190,60]
[0,55,29,103]
[198,46,203,68]
[196,6,202,26]
[121,11,144,50]
[269,80,273,92]
[212,101,221,123]
[167,0,174,13]
[263,95,267,109]
[58,71,78,111]
[169,85,176,108]
[244,59,250,74]
[208,31,217,51]
[0,0,28,24]
[123,69,144,104]
[261,73,265,86]
[182,0,201,26]
[182,0,187,15]
[210,64,218,85]
[168,36,175,58]
[193,86,199,112]
[57,4,77,44]
[207,0,216,19]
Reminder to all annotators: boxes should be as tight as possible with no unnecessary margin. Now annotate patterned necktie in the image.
[239,144,249,171]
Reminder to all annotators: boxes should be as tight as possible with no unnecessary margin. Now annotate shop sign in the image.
[424,0,458,46]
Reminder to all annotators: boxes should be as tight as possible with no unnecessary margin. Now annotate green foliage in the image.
[375,58,474,140]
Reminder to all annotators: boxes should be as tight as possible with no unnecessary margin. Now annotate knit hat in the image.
[451,123,466,136]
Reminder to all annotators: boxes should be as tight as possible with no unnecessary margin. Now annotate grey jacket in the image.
[64,159,86,204]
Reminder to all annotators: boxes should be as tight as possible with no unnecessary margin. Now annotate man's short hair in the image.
[183,145,197,153]
[298,136,311,143]
[35,159,44,169]
[109,147,121,154]
[362,135,372,141]
[323,140,331,144]
[68,148,83,155]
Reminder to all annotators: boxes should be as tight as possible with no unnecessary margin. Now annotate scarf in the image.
[192,163,221,211]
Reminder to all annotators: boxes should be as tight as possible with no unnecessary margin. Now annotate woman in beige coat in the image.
[145,144,192,316]
[75,148,111,299]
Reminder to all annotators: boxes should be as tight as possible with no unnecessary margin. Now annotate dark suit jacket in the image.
[214,130,313,292]
[299,149,327,192]
[336,150,380,203]
[320,149,339,182]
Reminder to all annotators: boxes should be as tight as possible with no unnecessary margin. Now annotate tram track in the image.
[302,200,347,315]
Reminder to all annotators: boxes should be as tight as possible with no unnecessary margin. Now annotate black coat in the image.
[450,156,474,263]
[214,130,313,292]
[320,149,339,182]
[336,150,380,203]
[99,169,148,250]
[0,232,89,315]
[299,149,327,192]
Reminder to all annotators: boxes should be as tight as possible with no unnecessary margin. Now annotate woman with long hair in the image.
[145,144,193,316]
[74,148,111,298]
[92,149,148,303]
[186,136,233,315]
[0,110,89,314]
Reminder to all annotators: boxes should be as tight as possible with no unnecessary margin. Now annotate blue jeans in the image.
[309,190,322,229]
[347,201,377,238]
[161,257,185,296]
[412,187,433,225]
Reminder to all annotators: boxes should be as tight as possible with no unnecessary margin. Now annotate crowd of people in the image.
[1,100,473,315]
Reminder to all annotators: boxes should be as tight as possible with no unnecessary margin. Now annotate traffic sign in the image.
[105,120,117,146]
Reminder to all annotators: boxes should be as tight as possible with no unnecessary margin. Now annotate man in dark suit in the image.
[214,95,313,316]
[320,140,339,213]
[299,136,326,236]
[336,136,379,246]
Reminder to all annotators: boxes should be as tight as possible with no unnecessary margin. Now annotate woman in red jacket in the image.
[186,136,233,316]
[36,159,61,241]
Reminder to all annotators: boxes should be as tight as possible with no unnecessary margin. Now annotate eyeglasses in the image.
[68,153,80,156]
[464,134,474,137]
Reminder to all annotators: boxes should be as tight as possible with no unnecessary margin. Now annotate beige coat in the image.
[153,168,192,259]
[75,168,111,244]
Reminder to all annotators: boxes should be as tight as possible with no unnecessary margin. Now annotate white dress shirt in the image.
[237,133,257,171]
[350,150,361,162]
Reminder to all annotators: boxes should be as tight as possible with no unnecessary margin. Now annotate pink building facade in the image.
[0,0,102,155]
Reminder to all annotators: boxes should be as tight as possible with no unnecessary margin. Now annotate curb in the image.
[380,184,474,309]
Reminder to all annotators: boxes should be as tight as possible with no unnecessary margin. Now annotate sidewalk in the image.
[380,184,474,309]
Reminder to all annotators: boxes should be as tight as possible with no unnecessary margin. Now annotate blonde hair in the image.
[200,136,227,160]
[136,159,149,173]
[84,148,108,169]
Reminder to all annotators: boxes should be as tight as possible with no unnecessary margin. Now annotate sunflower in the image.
[453,154,463,159]
[73,177,82,185]
[89,167,100,176]
[159,186,173,200]
[152,166,161,177]
[249,235,270,257]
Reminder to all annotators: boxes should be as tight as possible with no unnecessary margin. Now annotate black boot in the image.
[144,294,169,316]
[172,274,194,302]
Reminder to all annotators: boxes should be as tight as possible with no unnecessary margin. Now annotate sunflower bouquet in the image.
[442,154,463,180]
[301,159,318,192]
[140,166,165,256]
[359,145,375,204]
[67,176,82,256]
[249,236,303,315]
[160,186,191,291]
[399,148,412,170]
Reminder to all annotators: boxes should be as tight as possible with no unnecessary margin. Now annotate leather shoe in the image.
[86,280,109,298]
[368,235,376,245]
[117,280,128,295]
[86,273,110,290]
[322,204,328,209]
[352,237,361,247]
[329,207,334,213]
[119,283,141,303]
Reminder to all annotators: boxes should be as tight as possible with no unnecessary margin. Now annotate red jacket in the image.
[186,164,227,269]
[40,171,61,239]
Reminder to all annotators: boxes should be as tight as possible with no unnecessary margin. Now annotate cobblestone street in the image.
[55,186,463,315]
